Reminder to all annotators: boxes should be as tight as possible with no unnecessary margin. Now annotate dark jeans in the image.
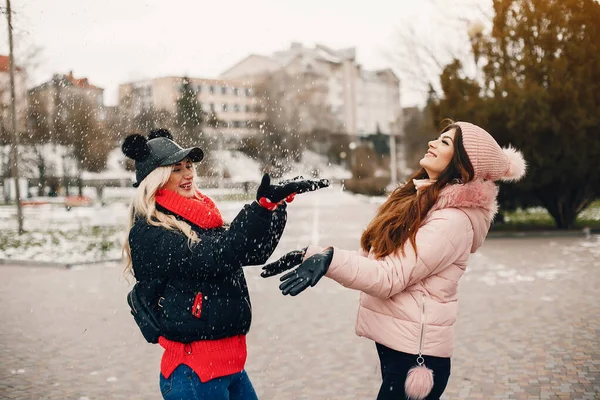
[160,364,258,400]
[376,343,451,400]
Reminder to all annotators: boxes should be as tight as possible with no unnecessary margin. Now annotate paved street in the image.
[1,189,599,399]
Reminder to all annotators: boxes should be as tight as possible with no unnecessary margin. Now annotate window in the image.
[222,103,228,112]
[245,105,250,112]
[233,87,240,96]
[245,88,252,96]
[233,104,240,112]
[196,84,202,93]
[209,85,215,94]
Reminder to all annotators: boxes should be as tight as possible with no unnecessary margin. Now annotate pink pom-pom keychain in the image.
[405,354,434,400]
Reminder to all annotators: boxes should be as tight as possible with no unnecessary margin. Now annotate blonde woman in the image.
[122,129,329,400]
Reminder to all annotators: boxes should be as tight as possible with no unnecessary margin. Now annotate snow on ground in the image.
[0,184,365,264]
[1,145,349,184]
[212,150,263,183]
[463,235,600,286]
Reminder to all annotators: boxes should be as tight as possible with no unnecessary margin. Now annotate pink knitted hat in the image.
[456,121,527,182]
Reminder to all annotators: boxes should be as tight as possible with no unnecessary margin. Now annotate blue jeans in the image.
[160,365,258,400]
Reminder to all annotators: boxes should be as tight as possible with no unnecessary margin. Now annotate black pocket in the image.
[159,285,210,342]
[161,284,208,322]
[204,294,245,336]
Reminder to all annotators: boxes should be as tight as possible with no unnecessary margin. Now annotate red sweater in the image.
[159,335,247,381]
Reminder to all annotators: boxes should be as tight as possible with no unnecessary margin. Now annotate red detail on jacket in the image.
[191,293,203,318]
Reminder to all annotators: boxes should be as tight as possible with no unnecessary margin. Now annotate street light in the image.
[388,120,397,185]
[467,20,485,82]
[4,0,24,233]
[348,141,357,170]
[467,20,485,64]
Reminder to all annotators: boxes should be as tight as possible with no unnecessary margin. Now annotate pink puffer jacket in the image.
[304,179,498,358]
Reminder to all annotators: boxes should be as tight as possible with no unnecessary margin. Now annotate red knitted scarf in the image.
[155,189,224,229]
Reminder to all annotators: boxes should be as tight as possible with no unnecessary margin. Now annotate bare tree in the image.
[62,93,112,196]
[388,0,491,106]
[247,69,345,176]
[26,92,53,195]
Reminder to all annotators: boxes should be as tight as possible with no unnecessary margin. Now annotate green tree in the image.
[365,124,390,158]
[176,77,205,146]
[433,0,600,228]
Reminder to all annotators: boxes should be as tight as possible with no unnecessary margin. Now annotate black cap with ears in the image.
[122,129,204,187]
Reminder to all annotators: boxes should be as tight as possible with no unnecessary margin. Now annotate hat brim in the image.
[159,147,204,167]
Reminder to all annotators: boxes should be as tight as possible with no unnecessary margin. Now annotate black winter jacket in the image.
[129,201,287,343]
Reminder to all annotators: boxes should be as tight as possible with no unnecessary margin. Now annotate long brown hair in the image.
[360,119,475,259]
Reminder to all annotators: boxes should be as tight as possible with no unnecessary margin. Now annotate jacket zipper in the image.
[417,293,426,360]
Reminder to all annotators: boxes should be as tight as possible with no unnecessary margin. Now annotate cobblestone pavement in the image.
[1,191,599,399]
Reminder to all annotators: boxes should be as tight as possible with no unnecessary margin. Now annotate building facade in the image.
[29,70,105,126]
[0,55,28,135]
[118,76,262,137]
[220,43,402,137]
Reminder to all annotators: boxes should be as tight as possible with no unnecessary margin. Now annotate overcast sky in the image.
[0,0,483,107]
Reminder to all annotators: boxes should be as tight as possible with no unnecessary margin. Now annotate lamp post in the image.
[467,20,485,82]
[348,141,357,172]
[217,131,224,189]
[4,0,24,233]
[388,120,397,185]
[62,153,69,196]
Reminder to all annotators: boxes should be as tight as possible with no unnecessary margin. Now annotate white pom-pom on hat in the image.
[500,145,527,182]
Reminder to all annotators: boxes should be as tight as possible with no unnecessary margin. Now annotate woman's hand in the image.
[256,174,330,210]
[261,248,307,278]
[278,248,334,296]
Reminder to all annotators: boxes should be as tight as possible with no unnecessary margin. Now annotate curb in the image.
[0,258,122,269]
[487,228,599,238]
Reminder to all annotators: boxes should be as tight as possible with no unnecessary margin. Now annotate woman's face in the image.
[163,158,195,198]
[419,128,456,179]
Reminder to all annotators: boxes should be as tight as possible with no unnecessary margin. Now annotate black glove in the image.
[261,248,307,278]
[256,174,330,204]
[279,248,334,296]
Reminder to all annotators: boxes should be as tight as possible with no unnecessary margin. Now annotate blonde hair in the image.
[122,164,203,278]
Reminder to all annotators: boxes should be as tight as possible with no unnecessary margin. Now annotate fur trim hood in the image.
[431,179,499,253]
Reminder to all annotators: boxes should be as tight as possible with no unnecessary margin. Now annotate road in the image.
[1,189,599,399]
